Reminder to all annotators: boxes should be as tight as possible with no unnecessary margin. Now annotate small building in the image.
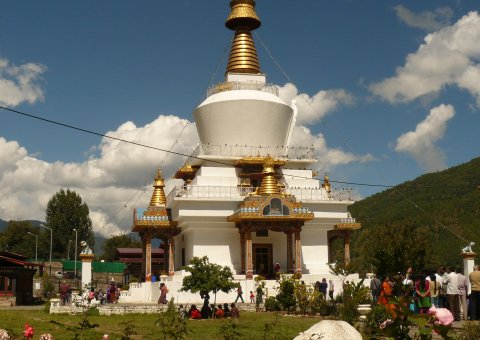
[117,247,165,282]
[0,251,40,305]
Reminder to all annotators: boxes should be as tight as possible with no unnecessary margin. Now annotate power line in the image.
[0,105,476,191]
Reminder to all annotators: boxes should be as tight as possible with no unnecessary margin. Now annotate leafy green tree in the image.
[100,234,141,261]
[0,220,39,257]
[45,189,94,259]
[351,222,433,277]
[181,256,237,310]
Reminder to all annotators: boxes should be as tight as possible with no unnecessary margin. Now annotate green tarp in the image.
[62,261,125,273]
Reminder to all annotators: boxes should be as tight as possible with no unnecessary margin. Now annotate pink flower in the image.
[428,306,454,325]
[23,323,34,339]
[103,334,109,340]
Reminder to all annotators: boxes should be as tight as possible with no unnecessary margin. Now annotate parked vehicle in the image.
[54,271,64,279]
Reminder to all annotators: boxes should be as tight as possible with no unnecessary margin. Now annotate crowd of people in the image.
[59,281,120,305]
[182,302,241,320]
[372,265,480,321]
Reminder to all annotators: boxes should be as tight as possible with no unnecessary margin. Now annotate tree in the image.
[180,256,237,310]
[351,222,433,277]
[45,189,94,259]
[0,220,38,257]
[101,234,141,261]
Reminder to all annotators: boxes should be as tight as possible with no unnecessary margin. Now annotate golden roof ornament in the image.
[149,168,167,207]
[321,174,331,193]
[257,156,282,196]
[225,0,261,74]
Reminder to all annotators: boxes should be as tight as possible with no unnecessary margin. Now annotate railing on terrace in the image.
[167,185,353,202]
[168,185,256,202]
[286,188,353,201]
[186,144,315,162]
[207,81,279,97]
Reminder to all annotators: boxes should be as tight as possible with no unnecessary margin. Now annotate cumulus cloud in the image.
[0,58,46,107]
[0,115,199,236]
[277,83,353,126]
[394,5,453,32]
[395,104,455,172]
[370,11,480,106]
[290,126,375,170]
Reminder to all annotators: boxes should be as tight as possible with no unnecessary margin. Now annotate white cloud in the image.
[290,126,375,170]
[394,5,453,32]
[0,58,46,107]
[370,11,480,105]
[395,104,455,171]
[277,83,353,126]
[0,115,199,236]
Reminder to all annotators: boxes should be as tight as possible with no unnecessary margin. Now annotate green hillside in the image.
[348,157,480,276]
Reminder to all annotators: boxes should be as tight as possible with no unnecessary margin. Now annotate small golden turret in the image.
[225,0,261,74]
[149,169,167,207]
[321,174,331,193]
[257,156,282,196]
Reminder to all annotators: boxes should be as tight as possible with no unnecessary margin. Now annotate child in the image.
[250,290,255,303]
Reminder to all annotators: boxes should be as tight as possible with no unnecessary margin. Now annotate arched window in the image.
[262,198,290,216]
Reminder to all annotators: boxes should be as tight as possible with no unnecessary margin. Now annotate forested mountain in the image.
[348,157,480,276]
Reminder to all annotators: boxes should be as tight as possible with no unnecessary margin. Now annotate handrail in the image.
[167,185,353,202]
[207,81,279,97]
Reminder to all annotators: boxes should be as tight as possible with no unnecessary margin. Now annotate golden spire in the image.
[225,0,261,74]
[321,174,331,193]
[257,156,282,196]
[149,168,167,207]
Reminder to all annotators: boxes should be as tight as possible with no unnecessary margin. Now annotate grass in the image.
[0,309,319,339]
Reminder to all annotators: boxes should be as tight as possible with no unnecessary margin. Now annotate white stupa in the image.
[123,0,361,304]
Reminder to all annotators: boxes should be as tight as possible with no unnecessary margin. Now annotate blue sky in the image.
[1,1,479,235]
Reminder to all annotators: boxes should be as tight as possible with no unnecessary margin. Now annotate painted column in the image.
[286,231,293,273]
[344,231,351,265]
[144,234,152,282]
[141,235,146,280]
[80,253,94,290]
[246,229,253,279]
[294,228,302,277]
[463,252,477,295]
[168,237,175,276]
[240,228,246,274]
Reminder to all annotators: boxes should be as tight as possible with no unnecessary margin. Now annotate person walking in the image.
[370,274,381,304]
[456,268,468,320]
[469,265,480,320]
[234,284,244,303]
[158,282,168,304]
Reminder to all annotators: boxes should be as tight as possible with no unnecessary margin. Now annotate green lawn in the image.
[0,309,320,339]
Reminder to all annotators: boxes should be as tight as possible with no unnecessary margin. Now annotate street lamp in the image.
[40,224,52,276]
[73,228,78,286]
[26,231,38,263]
[67,239,72,261]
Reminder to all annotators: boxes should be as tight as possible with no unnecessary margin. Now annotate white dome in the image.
[194,90,294,155]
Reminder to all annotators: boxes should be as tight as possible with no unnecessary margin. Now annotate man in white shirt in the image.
[443,266,460,321]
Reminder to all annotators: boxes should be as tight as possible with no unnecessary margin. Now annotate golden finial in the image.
[149,168,167,207]
[257,156,282,196]
[225,0,261,74]
[321,174,331,193]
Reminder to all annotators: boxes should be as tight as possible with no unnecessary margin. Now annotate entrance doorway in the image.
[253,244,272,277]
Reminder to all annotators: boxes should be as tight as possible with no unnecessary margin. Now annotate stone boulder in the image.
[294,320,362,340]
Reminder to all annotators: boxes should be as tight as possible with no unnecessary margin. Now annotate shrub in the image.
[265,297,281,312]
[276,275,296,313]
[217,318,242,340]
[363,304,390,336]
